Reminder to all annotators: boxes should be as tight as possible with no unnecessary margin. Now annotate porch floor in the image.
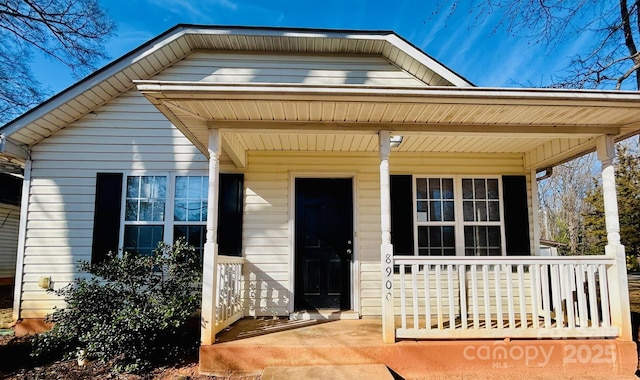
[200,317,637,379]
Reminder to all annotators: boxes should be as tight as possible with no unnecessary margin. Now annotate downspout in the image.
[13,159,31,321]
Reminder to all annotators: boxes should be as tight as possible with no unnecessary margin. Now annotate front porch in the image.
[136,73,638,377]
[193,131,635,376]
[201,248,636,377]
[200,317,637,378]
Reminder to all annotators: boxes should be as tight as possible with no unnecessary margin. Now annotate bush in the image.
[32,239,202,373]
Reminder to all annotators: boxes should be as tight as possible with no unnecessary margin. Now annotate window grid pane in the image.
[462,178,501,223]
[174,225,206,259]
[125,176,166,222]
[418,226,456,256]
[123,225,163,256]
[174,176,208,222]
[463,226,502,256]
[416,177,455,223]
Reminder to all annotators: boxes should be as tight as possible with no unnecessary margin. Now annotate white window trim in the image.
[118,171,208,254]
[412,175,506,257]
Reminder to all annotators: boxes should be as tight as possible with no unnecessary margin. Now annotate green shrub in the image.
[627,254,640,271]
[32,239,202,373]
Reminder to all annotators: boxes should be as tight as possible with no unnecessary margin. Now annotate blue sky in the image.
[31,0,595,95]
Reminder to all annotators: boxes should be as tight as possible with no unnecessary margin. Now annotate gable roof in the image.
[0,24,473,156]
[2,24,640,172]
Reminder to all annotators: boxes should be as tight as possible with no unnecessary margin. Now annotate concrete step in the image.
[262,364,394,380]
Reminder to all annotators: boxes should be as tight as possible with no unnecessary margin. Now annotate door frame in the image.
[288,171,360,314]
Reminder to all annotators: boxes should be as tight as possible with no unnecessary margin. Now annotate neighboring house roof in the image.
[0,24,472,156]
[539,239,567,248]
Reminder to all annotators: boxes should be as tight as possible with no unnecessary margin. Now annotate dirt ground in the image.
[2,278,640,379]
[0,285,234,380]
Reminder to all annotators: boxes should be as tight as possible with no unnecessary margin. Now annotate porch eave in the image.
[137,81,640,170]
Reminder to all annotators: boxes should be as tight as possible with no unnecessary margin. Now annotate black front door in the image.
[295,178,353,310]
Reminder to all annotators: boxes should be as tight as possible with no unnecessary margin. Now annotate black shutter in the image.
[390,175,414,255]
[502,175,531,256]
[218,173,244,256]
[91,173,123,262]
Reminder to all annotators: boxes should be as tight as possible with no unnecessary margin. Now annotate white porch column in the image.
[379,130,395,343]
[596,135,632,341]
[201,129,221,345]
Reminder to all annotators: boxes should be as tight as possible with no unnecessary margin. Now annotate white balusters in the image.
[214,256,245,335]
[393,256,616,340]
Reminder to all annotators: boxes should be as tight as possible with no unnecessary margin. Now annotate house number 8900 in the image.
[385,254,392,301]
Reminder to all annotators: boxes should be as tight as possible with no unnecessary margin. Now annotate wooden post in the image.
[201,129,221,345]
[379,130,395,343]
[596,135,632,341]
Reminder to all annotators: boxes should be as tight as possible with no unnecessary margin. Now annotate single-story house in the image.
[1,25,639,377]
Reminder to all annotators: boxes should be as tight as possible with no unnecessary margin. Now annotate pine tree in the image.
[583,146,640,257]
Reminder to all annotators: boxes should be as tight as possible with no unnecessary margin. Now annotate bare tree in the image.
[0,0,115,123]
[438,0,640,90]
[538,155,597,255]
[436,1,640,253]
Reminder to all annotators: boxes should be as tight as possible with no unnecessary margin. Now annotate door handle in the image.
[345,248,353,261]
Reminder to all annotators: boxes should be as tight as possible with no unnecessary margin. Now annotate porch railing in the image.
[393,255,617,339]
[214,255,245,335]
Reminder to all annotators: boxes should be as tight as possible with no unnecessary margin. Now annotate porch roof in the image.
[137,81,640,170]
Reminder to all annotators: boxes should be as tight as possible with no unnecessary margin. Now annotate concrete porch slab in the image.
[261,364,394,380]
[200,318,638,379]
[289,309,360,320]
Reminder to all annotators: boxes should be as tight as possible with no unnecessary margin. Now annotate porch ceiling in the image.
[137,81,640,170]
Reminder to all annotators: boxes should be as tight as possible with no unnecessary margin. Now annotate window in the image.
[461,178,502,256]
[414,176,505,256]
[173,176,207,258]
[123,175,167,255]
[416,178,455,256]
[118,173,243,257]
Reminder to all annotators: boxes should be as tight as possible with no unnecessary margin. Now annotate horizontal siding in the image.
[21,94,531,319]
[0,204,20,280]
[242,151,527,317]
[153,52,427,87]
[19,90,215,318]
[243,151,379,317]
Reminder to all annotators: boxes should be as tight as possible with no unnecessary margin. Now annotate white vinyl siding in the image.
[153,52,428,87]
[18,88,531,319]
[19,90,218,318]
[22,141,529,318]
[241,151,528,317]
[0,203,20,281]
[21,121,530,319]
